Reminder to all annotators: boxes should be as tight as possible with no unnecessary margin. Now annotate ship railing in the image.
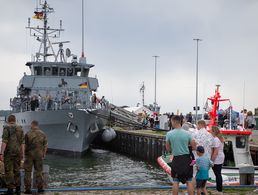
[11,97,93,112]
[11,93,113,112]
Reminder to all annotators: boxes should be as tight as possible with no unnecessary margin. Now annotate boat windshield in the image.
[34,66,42,75]
[223,140,235,167]
[236,136,247,148]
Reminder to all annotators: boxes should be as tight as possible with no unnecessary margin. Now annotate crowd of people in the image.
[167,108,256,131]
[166,115,225,195]
[10,91,109,113]
[138,107,257,132]
[216,108,257,130]
[0,115,47,195]
[137,111,161,129]
[91,93,109,109]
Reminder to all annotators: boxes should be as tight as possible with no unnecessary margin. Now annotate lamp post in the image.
[193,38,202,123]
[152,55,159,111]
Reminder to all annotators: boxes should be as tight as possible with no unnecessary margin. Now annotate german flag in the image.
[79,82,88,89]
[33,11,44,20]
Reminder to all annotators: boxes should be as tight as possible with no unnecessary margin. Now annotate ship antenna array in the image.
[26,0,69,62]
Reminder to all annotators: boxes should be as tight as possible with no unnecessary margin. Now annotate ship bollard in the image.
[239,165,254,185]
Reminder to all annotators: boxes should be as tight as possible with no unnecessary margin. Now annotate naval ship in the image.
[9,1,141,155]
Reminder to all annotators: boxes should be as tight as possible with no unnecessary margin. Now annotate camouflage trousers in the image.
[24,157,44,190]
[4,155,21,188]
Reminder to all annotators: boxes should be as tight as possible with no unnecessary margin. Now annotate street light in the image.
[193,38,202,123]
[152,55,159,111]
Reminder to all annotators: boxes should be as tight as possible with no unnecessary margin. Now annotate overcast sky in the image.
[1,0,258,114]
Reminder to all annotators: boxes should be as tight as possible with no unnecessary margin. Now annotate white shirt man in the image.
[193,120,214,159]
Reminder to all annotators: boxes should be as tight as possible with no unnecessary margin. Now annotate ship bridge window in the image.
[67,68,74,76]
[44,67,51,76]
[52,67,58,76]
[75,68,81,76]
[223,140,235,167]
[59,68,66,76]
[34,66,42,76]
[236,136,246,148]
[81,68,89,77]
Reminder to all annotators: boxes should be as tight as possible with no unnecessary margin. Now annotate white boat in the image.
[158,85,258,185]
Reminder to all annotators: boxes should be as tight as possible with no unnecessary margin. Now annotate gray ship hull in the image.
[14,109,109,154]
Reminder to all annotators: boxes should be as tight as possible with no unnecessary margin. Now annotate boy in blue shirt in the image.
[196,145,213,195]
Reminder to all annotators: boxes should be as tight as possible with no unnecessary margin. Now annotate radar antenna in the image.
[53,41,70,62]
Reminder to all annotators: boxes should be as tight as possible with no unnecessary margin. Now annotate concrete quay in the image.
[96,128,258,165]
[14,187,258,195]
[94,128,166,163]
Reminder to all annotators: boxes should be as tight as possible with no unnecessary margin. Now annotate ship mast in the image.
[82,0,85,58]
[27,0,67,62]
[207,85,231,129]
[79,0,87,64]
[43,1,48,62]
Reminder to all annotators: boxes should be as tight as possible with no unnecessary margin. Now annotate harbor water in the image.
[0,118,168,188]
[45,149,168,188]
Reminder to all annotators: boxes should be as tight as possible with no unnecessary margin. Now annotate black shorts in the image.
[196,179,207,189]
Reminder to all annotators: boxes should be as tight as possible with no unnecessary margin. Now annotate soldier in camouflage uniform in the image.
[0,115,25,195]
[24,120,47,194]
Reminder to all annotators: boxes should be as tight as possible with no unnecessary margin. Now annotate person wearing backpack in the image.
[0,115,25,195]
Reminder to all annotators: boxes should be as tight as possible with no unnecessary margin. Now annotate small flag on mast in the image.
[32,11,44,20]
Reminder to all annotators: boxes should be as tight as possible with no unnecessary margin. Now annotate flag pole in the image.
[80,0,87,63]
